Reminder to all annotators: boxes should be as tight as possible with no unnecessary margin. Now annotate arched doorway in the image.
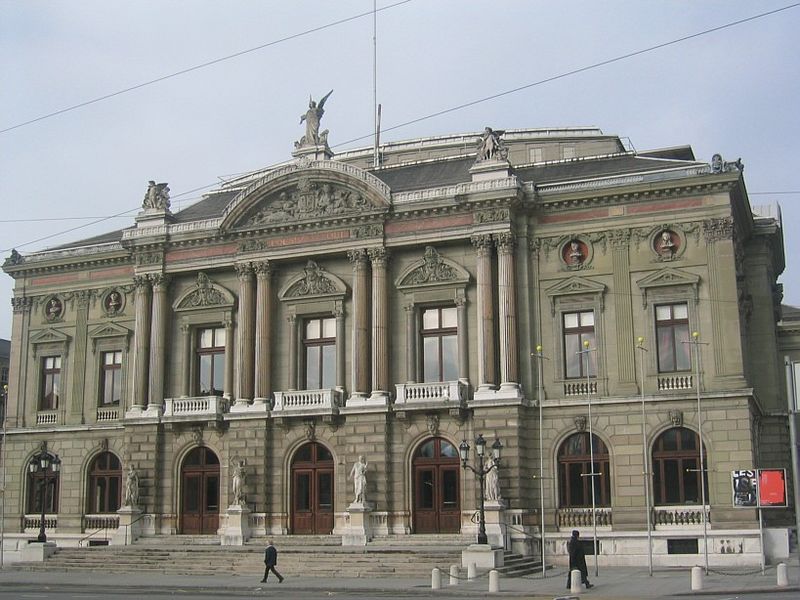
[557,432,611,507]
[180,447,220,534]
[87,452,122,514]
[652,427,708,505]
[412,437,460,533]
[291,442,334,534]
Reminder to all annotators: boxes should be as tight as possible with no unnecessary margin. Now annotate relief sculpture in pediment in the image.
[406,247,457,285]
[245,178,370,227]
[286,261,337,297]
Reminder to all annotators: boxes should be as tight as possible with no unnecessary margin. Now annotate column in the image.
[70,290,90,422]
[147,273,170,413]
[235,263,255,404]
[471,234,496,391]
[254,261,273,404]
[368,248,389,400]
[404,304,416,383]
[287,315,298,390]
[335,304,346,393]
[180,322,191,397]
[223,316,234,400]
[348,249,370,401]
[131,275,151,412]
[456,296,469,382]
[496,232,520,391]
[610,229,637,393]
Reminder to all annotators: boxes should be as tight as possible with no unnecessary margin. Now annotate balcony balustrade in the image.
[394,380,467,407]
[563,381,597,397]
[653,505,710,529]
[556,507,612,529]
[163,395,227,420]
[657,374,694,391]
[23,514,58,533]
[96,406,120,422]
[272,388,341,416]
[36,410,58,426]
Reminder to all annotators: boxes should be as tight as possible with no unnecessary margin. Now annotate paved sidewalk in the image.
[0,562,798,599]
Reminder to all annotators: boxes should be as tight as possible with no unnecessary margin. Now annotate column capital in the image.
[235,262,254,279]
[148,272,171,290]
[703,217,734,242]
[455,296,467,308]
[133,275,151,290]
[608,228,631,249]
[11,296,32,314]
[494,232,516,255]
[253,260,273,278]
[367,247,389,265]
[286,314,298,324]
[347,248,369,265]
[179,322,191,335]
[471,234,493,256]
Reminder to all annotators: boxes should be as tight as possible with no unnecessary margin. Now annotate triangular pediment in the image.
[173,272,235,311]
[396,247,470,290]
[220,161,391,232]
[636,268,700,290]
[30,327,71,346]
[545,276,607,298]
[279,260,348,301]
[88,322,132,340]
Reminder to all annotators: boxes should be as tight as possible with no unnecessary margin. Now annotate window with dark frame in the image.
[656,303,691,372]
[652,427,708,505]
[421,306,458,383]
[557,432,611,507]
[100,350,122,406]
[303,317,336,390]
[40,356,61,410]
[26,458,60,514]
[563,310,596,379]
[87,452,122,513]
[197,327,225,396]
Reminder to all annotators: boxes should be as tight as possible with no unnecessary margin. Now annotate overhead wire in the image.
[2,2,798,253]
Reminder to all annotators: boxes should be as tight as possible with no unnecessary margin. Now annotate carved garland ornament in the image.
[178,273,228,308]
[406,247,457,285]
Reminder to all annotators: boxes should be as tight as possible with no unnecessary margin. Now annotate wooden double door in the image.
[291,442,334,534]
[413,438,461,533]
[180,447,220,534]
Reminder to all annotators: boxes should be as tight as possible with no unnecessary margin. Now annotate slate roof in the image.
[514,154,703,185]
[371,157,474,192]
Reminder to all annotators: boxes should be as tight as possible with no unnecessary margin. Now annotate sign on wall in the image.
[731,468,787,508]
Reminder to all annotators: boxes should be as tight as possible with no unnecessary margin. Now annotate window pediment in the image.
[395,247,470,291]
[636,268,700,308]
[279,260,348,302]
[544,276,606,315]
[88,322,132,352]
[173,273,235,312]
[30,327,71,358]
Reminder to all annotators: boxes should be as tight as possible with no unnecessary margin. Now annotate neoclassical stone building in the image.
[1,119,791,566]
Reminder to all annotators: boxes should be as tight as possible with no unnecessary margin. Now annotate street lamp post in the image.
[577,340,599,578]
[636,338,654,576]
[0,384,7,567]
[28,447,61,543]
[531,345,548,577]
[459,434,502,546]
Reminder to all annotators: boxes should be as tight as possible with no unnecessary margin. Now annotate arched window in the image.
[558,432,611,507]
[87,452,122,513]
[26,454,60,514]
[652,427,708,505]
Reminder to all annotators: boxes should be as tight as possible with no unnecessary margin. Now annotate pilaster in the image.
[69,290,91,422]
[254,261,273,405]
[472,234,496,391]
[235,263,255,404]
[347,249,371,403]
[609,229,637,393]
[131,276,151,413]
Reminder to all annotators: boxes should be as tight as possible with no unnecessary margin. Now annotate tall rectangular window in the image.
[100,351,122,405]
[656,303,691,372]
[304,317,336,389]
[40,356,61,410]
[197,327,225,396]
[563,311,596,379]
[422,306,458,382]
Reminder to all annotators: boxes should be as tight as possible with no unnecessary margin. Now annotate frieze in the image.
[285,261,337,297]
[703,217,734,242]
[238,239,268,253]
[473,207,510,224]
[540,232,606,261]
[135,251,164,267]
[631,222,701,260]
[350,224,383,239]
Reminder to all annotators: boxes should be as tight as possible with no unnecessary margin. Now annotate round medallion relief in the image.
[654,229,680,259]
[562,239,588,267]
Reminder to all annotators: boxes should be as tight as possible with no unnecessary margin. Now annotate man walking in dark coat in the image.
[261,540,284,583]
[566,530,593,589]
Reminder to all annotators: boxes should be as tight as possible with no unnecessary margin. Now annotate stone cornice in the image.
[392,175,520,206]
[2,243,133,277]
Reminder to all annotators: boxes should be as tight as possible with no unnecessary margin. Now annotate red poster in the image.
[758,469,787,507]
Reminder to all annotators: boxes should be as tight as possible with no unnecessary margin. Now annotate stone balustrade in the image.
[23,514,58,532]
[83,514,120,532]
[394,381,467,406]
[657,374,694,391]
[563,381,597,396]
[96,406,120,422]
[36,411,58,426]
[272,388,341,415]
[653,505,710,529]
[163,396,227,418]
[556,507,612,529]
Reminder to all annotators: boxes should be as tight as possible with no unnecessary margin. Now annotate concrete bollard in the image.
[432,567,441,590]
[777,562,788,587]
[489,569,500,593]
[570,569,583,594]
[691,566,704,591]
[449,564,459,586]
[467,562,477,581]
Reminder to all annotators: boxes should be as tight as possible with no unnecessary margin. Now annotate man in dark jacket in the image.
[566,530,593,589]
[261,540,284,583]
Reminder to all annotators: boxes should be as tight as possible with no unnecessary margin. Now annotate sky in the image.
[1,0,799,340]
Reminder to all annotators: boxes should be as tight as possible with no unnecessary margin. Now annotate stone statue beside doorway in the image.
[349,455,368,504]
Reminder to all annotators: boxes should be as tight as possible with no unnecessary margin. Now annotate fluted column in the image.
[254,261,273,405]
[180,322,191,397]
[471,234,496,390]
[287,315,298,390]
[348,249,370,401]
[235,263,255,403]
[335,305,346,392]
[132,275,152,411]
[496,232,519,389]
[456,296,469,382]
[610,229,637,393]
[369,248,389,399]
[404,304,416,383]
[147,273,170,412]
[223,316,234,400]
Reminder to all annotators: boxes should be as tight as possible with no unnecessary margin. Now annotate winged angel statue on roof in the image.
[297,90,333,148]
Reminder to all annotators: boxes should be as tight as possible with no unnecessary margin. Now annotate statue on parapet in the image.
[297,90,333,149]
[142,180,171,211]
[475,127,508,162]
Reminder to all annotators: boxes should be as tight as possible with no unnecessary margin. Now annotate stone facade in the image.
[0,126,791,567]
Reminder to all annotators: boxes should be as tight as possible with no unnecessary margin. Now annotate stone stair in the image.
[497,552,542,577]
